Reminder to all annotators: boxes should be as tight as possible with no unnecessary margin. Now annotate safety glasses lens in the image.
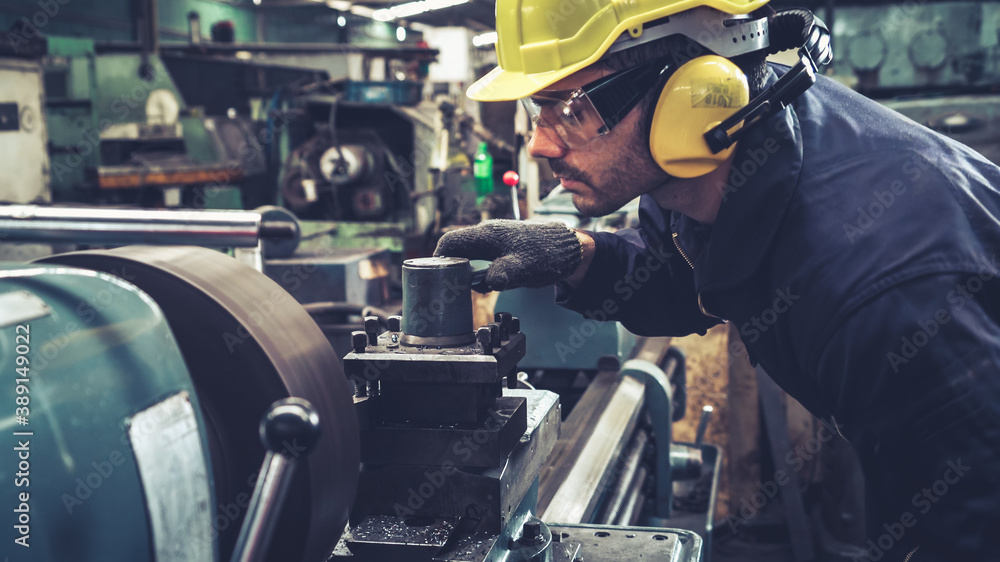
[522,91,609,149]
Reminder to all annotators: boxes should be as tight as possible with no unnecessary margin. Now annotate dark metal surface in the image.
[353,389,560,536]
[38,246,360,562]
[344,515,461,562]
[401,257,474,344]
[360,396,527,467]
[344,332,526,385]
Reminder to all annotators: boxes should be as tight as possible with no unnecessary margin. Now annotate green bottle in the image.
[473,141,493,203]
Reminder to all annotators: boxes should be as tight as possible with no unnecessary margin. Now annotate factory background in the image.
[0,1,996,561]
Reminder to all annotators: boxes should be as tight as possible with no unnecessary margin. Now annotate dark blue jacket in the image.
[557,66,1000,560]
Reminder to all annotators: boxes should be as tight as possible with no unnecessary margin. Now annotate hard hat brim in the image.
[467,64,585,102]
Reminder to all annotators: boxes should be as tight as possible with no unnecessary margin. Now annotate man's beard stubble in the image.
[548,135,668,217]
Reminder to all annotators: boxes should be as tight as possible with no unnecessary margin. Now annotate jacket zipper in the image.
[672,232,695,269]
[830,415,847,439]
[673,232,723,320]
[903,546,919,562]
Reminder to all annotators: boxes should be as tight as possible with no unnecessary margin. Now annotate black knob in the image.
[488,322,501,345]
[260,397,321,458]
[477,326,493,354]
[388,315,402,332]
[364,316,379,345]
[511,317,520,335]
[351,331,368,353]
[494,312,512,340]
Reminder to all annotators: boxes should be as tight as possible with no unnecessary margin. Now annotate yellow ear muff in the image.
[649,55,751,178]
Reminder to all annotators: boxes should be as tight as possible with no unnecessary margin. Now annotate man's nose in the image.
[527,126,568,160]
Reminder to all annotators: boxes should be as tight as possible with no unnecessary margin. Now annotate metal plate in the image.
[0,289,51,328]
[548,524,702,562]
[128,392,214,562]
[38,246,360,562]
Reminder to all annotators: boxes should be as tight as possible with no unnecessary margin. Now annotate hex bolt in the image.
[477,326,493,354]
[520,520,545,545]
[351,331,368,353]
[494,312,512,340]
[388,315,402,332]
[511,317,520,334]
[364,316,379,345]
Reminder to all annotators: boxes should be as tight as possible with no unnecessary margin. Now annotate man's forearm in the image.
[563,230,595,288]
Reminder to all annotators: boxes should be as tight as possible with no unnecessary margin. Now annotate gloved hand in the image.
[434,220,583,292]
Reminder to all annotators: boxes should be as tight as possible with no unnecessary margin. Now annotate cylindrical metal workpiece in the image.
[401,257,474,346]
[0,205,262,247]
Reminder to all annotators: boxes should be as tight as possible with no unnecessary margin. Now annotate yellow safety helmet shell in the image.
[469,0,769,101]
[649,55,750,177]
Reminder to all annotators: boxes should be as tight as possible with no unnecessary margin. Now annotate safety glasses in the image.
[522,56,674,149]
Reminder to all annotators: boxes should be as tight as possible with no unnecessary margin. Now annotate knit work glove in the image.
[434,220,582,292]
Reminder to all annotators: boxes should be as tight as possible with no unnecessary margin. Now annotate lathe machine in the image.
[0,209,716,562]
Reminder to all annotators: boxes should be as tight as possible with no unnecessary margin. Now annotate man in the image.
[435,1,1000,560]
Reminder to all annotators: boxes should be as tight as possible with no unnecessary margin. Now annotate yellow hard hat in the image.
[469,0,770,101]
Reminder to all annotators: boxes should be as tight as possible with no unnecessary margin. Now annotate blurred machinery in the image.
[35,37,276,209]
[780,0,1000,168]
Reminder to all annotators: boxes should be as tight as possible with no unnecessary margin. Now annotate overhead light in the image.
[472,31,497,47]
[253,0,261,4]
[327,0,352,9]
[396,26,406,41]
[235,50,253,59]
[350,4,375,17]
[337,15,347,26]
[373,0,468,22]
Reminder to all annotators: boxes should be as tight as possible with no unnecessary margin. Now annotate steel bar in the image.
[596,428,649,525]
[540,375,645,524]
[0,205,261,247]
[614,465,649,527]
